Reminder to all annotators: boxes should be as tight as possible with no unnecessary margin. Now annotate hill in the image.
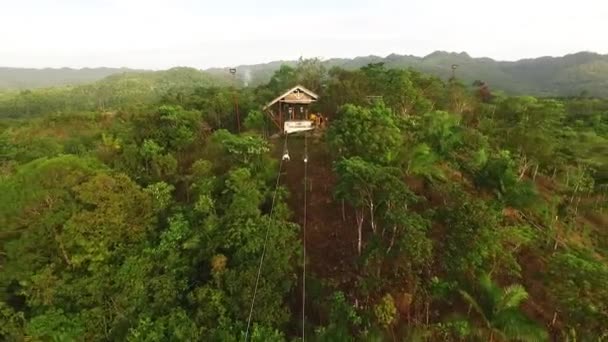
[4,51,608,97]
[0,67,147,90]
[0,67,230,118]
[208,51,608,97]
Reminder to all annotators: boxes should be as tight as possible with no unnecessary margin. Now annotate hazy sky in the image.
[1,0,607,69]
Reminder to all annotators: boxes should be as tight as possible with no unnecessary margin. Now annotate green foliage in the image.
[246,324,285,342]
[0,156,159,340]
[419,110,462,156]
[547,249,608,337]
[328,102,402,165]
[184,86,233,129]
[150,105,200,151]
[1,58,607,342]
[26,309,85,342]
[266,65,298,95]
[314,292,362,341]
[0,68,226,118]
[475,149,541,209]
[334,157,399,206]
[210,130,270,168]
[295,57,327,94]
[373,294,397,328]
[126,309,200,341]
[458,274,548,342]
[212,51,608,98]
[0,143,297,340]
[244,109,267,133]
[475,150,518,192]
[404,143,443,180]
[433,318,472,341]
[0,302,25,340]
[438,188,504,278]
[141,138,164,159]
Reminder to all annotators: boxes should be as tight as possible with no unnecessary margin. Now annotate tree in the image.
[383,208,432,276]
[207,130,272,175]
[357,63,434,115]
[296,57,327,94]
[266,65,298,95]
[446,80,476,117]
[438,187,504,278]
[140,139,164,173]
[374,294,397,329]
[547,249,608,338]
[459,274,548,342]
[328,102,402,165]
[491,97,565,177]
[0,156,156,340]
[187,86,234,130]
[319,67,368,114]
[243,110,267,135]
[475,149,541,210]
[334,157,403,254]
[404,143,443,180]
[314,292,362,342]
[418,110,462,157]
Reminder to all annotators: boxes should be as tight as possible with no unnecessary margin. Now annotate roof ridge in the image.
[263,85,319,109]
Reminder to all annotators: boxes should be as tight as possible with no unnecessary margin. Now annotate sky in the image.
[1,0,607,69]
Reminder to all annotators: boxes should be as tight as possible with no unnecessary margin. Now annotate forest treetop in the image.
[1,58,607,341]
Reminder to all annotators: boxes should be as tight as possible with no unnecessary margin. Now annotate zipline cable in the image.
[244,133,288,341]
[302,132,308,341]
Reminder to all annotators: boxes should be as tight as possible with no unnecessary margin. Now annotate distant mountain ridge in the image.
[2,51,608,97]
[0,67,147,90]
[208,51,608,97]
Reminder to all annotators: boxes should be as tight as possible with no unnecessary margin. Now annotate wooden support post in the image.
[279,102,283,130]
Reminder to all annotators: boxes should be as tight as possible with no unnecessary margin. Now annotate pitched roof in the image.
[263,85,319,110]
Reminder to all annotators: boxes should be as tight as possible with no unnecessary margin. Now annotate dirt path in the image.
[275,134,359,289]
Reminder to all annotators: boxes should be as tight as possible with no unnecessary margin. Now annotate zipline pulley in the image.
[282,134,290,161]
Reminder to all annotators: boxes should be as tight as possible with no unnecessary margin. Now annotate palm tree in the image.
[458,274,548,342]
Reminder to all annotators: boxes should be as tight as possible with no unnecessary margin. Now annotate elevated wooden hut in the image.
[263,85,319,133]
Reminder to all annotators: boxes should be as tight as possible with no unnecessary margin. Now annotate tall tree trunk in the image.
[533,163,539,180]
[369,199,376,234]
[551,311,558,326]
[553,237,559,251]
[518,156,529,180]
[570,183,580,204]
[387,225,397,253]
[356,209,364,255]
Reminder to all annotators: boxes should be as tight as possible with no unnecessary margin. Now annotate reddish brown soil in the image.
[275,134,359,288]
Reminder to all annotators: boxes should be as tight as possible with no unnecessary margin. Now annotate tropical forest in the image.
[0,57,607,342]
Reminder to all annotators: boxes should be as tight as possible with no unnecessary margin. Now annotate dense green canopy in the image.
[1,60,606,341]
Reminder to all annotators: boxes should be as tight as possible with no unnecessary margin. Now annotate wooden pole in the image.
[234,91,240,133]
[279,102,283,131]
